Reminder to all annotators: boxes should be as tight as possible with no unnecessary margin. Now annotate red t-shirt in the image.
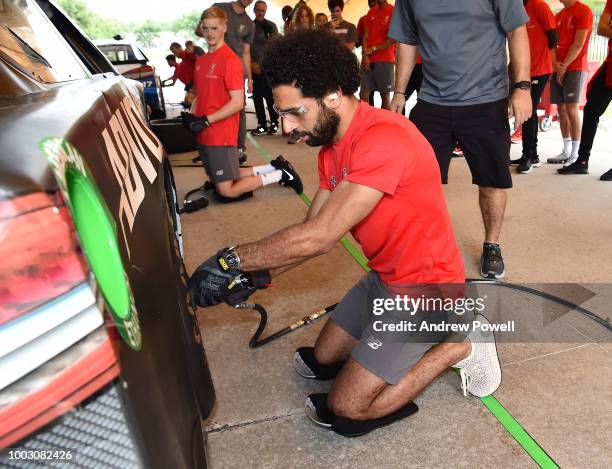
[606,0,612,62]
[317,102,464,286]
[178,50,195,84]
[526,0,556,76]
[173,61,193,85]
[366,4,395,63]
[556,1,593,72]
[357,14,366,41]
[193,44,243,146]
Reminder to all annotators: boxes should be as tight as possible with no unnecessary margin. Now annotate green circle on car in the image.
[66,166,131,319]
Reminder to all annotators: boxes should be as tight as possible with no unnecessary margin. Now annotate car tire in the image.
[149,118,197,154]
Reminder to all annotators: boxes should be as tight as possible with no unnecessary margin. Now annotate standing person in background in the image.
[289,3,315,31]
[198,0,255,165]
[282,5,293,32]
[326,0,357,51]
[511,0,558,174]
[316,13,329,28]
[251,0,280,136]
[547,0,593,166]
[559,0,612,179]
[192,7,303,200]
[359,0,396,109]
[388,0,532,280]
[356,0,376,106]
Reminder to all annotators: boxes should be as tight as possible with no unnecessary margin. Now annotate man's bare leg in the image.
[314,319,357,364]
[380,92,390,110]
[565,103,582,140]
[327,341,471,420]
[558,103,570,138]
[479,187,507,244]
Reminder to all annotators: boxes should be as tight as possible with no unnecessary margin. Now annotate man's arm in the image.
[242,43,253,93]
[236,181,383,273]
[507,24,532,129]
[597,9,612,38]
[364,38,395,56]
[267,188,332,277]
[206,88,244,123]
[556,28,590,84]
[389,43,417,113]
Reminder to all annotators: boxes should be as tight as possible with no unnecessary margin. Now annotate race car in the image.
[0,1,213,467]
[95,37,167,119]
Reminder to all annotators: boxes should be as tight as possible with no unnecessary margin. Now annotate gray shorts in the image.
[198,145,240,183]
[361,62,395,93]
[550,71,587,104]
[331,272,470,385]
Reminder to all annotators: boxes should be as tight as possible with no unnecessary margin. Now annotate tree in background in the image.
[58,0,126,39]
[171,11,201,38]
[132,20,164,48]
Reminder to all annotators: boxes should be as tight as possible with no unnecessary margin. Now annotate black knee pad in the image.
[213,190,253,203]
[294,347,345,380]
[305,392,419,437]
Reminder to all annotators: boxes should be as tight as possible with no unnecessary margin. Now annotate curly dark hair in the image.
[262,28,360,99]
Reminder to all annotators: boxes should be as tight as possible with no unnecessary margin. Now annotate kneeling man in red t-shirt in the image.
[189,29,502,436]
[191,7,302,201]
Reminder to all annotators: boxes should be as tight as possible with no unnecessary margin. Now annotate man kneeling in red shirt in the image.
[192,6,302,200]
[189,29,502,436]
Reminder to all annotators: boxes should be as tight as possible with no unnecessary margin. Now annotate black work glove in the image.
[188,249,271,307]
[181,112,211,133]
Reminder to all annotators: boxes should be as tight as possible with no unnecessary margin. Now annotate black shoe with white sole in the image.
[601,168,612,181]
[558,159,588,174]
[271,155,303,194]
[480,243,505,279]
[305,393,419,437]
[251,126,267,136]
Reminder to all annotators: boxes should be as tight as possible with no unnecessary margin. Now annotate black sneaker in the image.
[480,243,505,279]
[558,159,588,174]
[251,126,267,136]
[531,156,542,167]
[268,123,279,135]
[516,157,533,174]
[271,155,303,194]
[238,149,247,165]
[293,347,344,380]
[509,157,523,166]
[601,168,612,181]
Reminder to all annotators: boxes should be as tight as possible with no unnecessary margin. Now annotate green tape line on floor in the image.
[247,134,559,468]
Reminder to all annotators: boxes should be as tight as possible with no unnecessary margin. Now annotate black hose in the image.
[235,303,338,348]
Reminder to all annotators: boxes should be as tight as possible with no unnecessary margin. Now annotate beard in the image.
[304,101,340,147]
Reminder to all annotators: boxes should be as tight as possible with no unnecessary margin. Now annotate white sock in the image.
[259,170,282,186]
[571,140,580,158]
[253,164,276,176]
[563,138,572,155]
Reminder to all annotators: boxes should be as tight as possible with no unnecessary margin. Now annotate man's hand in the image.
[389,93,406,114]
[361,56,371,72]
[508,90,532,130]
[188,249,271,307]
[556,62,567,85]
[252,62,262,75]
[181,112,211,133]
[247,78,253,94]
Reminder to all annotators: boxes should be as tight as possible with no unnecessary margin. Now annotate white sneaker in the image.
[547,152,569,164]
[563,154,578,167]
[452,314,502,398]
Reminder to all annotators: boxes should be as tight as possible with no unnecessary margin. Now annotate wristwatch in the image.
[514,80,531,91]
[220,246,241,271]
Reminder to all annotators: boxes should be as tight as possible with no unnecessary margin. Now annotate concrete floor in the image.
[171,102,612,468]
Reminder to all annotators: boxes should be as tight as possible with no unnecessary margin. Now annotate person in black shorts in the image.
[389,0,533,279]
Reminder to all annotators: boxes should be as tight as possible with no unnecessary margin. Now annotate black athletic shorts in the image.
[410,99,512,189]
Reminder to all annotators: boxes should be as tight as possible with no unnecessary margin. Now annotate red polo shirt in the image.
[317,102,464,286]
[526,0,556,76]
[193,44,243,146]
[556,1,593,72]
